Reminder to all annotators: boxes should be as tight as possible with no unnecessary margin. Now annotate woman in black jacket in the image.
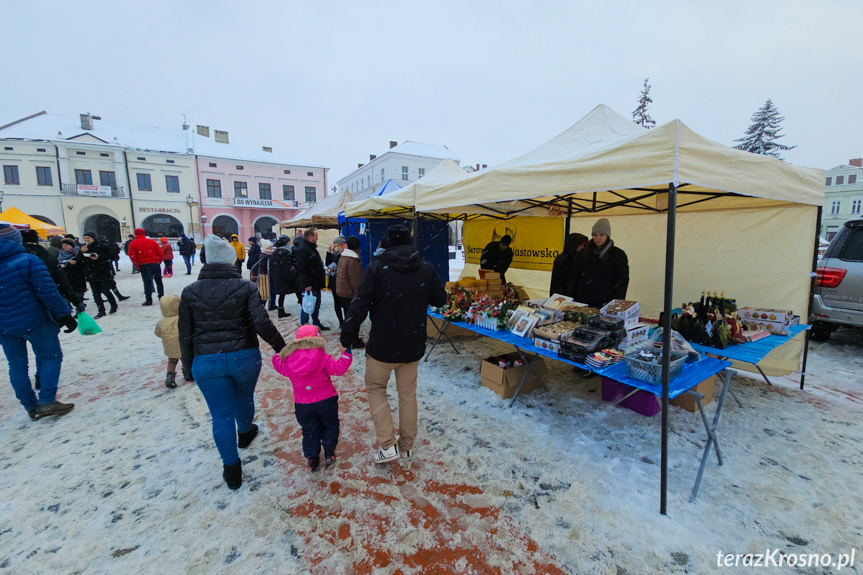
[269,236,299,318]
[178,235,286,490]
[549,233,587,297]
[566,218,629,309]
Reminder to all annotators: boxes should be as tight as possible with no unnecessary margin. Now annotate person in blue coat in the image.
[0,224,78,420]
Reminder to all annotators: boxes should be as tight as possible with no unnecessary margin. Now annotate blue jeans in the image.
[182,254,192,274]
[0,323,63,412]
[192,348,262,466]
[139,263,164,299]
[300,289,322,326]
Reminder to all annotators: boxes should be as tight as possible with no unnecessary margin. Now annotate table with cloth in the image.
[426,311,736,501]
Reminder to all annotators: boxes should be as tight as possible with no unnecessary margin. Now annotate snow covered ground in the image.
[0,253,861,574]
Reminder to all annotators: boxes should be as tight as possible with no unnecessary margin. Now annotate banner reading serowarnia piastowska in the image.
[463,217,565,272]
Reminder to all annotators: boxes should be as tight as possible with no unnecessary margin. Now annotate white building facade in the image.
[822,158,863,241]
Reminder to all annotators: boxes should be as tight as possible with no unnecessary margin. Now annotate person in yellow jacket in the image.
[229,234,246,274]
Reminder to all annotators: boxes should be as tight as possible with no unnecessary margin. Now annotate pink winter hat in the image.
[295,325,321,340]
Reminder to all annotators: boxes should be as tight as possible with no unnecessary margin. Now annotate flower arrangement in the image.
[434,285,521,329]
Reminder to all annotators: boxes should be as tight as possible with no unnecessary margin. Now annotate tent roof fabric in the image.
[415,105,825,218]
[345,158,469,218]
[282,190,356,229]
[0,207,65,238]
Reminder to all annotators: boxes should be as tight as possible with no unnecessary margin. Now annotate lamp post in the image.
[185,194,198,240]
[201,213,208,237]
[0,189,4,212]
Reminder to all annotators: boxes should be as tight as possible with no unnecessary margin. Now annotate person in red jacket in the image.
[127,228,164,306]
[160,237,174,278]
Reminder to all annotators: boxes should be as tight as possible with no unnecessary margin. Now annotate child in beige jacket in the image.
[154,295,190,388]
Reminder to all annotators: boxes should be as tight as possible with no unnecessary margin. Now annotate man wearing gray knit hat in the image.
[567,217,629,309]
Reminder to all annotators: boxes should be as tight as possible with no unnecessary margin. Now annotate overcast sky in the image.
[4,1,860,190]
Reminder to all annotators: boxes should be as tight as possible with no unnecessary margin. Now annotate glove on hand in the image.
[59,316,78,333]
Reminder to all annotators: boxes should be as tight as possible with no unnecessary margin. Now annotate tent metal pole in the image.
[800,206,822,390]
[661,182,677,516]
[564,199,572,236]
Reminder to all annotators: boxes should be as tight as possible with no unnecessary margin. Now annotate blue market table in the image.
[426,311,735,501]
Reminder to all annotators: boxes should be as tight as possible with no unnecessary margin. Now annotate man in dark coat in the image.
[550,233,587,296]
[269,236,299,318]
[292,236,304,304]
[480,234,514,283]
[177,233,196,275]
[246,237,262,281]
[123,234,139,274]
[79,231,118,319]
[293,228,328,330]
[0,224,77,420]
[340,225,447,464]
[566,218,629,309]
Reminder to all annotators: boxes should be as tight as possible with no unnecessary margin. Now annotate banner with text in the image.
[463,217,564,272]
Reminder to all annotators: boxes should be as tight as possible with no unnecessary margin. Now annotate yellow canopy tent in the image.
[413,105,825,515]
[0,207,65,239]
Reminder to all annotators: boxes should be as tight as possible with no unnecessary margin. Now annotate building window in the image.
[852,199,862,215]
[137,156,146,161]
[826,226,839,241]
[75,169,93,185]
[100,171,116,188]
[100,152,110,157]
[137,173,152,191]
[305,186,316,203]
[830,200,841,215]
[850,175,858,185]
[284,169,291,174]
[367,175,370,187]
[307,171,313,177]
[236,165,244,170]
[36,166,53,186]
[3,147,12,151]
[37,148,46,152]
[165,175,180,193]
[76,151,86,156]
[206,179,222,198]
[826,177,832,185]
[418,167,425,177]
[209,162,217,168]
[836,176,845,185]
[402,166,408,179]
[380,168,384,182]
[259,182,271,200]
[166,159,175,164]
[234,181,248,197]
[283,185,295,200]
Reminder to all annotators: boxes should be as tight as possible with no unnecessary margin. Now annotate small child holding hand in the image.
[272,324,352,471]
[154,295,191,388]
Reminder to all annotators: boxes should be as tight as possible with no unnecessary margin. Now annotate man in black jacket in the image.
[480,234,514,283]
[79,231,118,319]
[294,228,328,330]
[340,225,447,464]
[550,232,587,296]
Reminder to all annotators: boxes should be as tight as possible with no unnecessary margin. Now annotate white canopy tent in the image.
[282,189,357,229]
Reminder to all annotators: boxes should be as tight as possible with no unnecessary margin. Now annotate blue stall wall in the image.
[339,220,371,269]
[365,218,449,282]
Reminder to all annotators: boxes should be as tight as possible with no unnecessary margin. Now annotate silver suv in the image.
[811,218,863,340]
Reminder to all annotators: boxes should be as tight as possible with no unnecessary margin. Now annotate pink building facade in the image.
[195,154,328,240]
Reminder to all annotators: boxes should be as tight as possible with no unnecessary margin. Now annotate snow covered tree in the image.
[734,99,796,160]
[632,78,655,128]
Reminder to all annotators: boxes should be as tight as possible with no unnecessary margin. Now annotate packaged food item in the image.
[588,315,625,331]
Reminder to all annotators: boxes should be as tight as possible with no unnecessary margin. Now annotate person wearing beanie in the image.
[21,229,85,316]
[79,231,118,319]
[159,237,174,278]
[325,236,345,322]
[294,228,328,329]
[0,224,77,421]
[128,228,164,305]
[480,233,514,283]
[177,233,197,275]
[229,234,245,274]
[566,217,629,309]
[340,224,447,464]
[334,235,364,348]
[272,324,352,472]
[246,237,262,281]
[178,234,286,490]
[550,232,588,297]
[269,235,299,318]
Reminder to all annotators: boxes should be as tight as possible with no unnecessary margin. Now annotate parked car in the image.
[810,218,863,340]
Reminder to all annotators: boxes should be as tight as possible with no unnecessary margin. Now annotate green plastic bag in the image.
[77,311,103,336]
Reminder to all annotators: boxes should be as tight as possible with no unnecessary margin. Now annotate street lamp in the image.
[185,194,198,239]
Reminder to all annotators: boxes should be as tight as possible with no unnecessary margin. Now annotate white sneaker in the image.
[401,449,413,461]
[373,444,400,464]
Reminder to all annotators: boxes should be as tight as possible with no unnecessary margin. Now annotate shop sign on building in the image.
[77,185,112,197]
[233,198,296,209]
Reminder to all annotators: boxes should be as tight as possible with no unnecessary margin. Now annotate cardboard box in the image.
[739,307,792,324]
[621,322,650,348]
[600,300,640,328]
[426,316,476,340]
[671,376,715,412]
[480,352,548,399]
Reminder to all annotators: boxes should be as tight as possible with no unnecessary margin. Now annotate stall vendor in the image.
[550,232,587,296]
[566,218,629,308]
[480,234,514,283]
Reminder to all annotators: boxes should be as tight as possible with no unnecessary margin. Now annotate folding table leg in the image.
[423,316,460,362]
[689,369,735,503]
[507,348,546,408]
[755,364,773,386]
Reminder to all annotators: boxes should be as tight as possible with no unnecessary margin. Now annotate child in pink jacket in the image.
[272,324,352,471]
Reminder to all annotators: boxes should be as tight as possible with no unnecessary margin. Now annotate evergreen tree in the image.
[632,78,655,128]
[734,99,796,160]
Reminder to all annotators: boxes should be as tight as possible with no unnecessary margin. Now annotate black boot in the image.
[142,298,153,306]
[223,460,242,490]
[238,423,259,448]
[165,372,177,389]
[94,310,106,319]
[115,293,130,301]
[278,309,291,318]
